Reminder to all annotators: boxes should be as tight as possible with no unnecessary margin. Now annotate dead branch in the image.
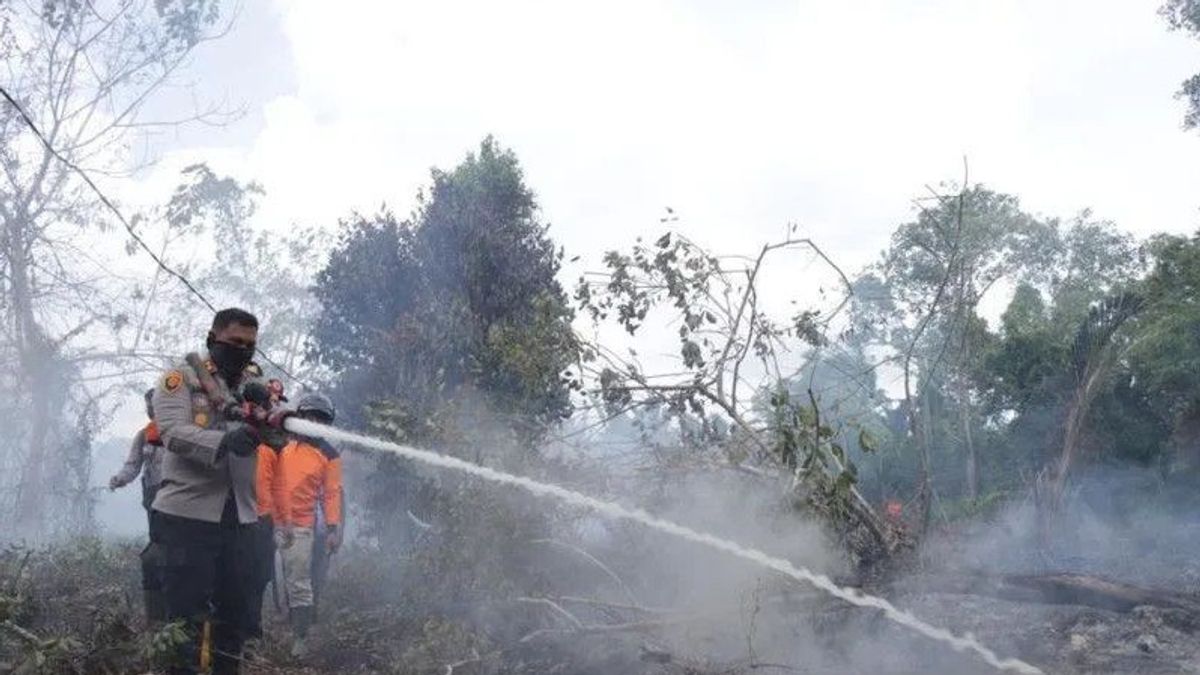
[531,538,639,605]
[0,619,41,645]
[444,648,482,675]
[518,614,709,643]
[516,596,585,629]
[553,595,677,615]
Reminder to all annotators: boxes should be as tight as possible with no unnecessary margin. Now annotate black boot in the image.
[143,589,167,623]
[212,618,245,675]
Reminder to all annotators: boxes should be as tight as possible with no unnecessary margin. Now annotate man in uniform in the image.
[151,308,275,675]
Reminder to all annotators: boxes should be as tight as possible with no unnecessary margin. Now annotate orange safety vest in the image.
[144,420,162,446]
[273,439,342,528]
[255,445,277,518]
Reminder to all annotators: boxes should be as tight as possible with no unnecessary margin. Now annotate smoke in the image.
[923,464,1200,589]
[291,417,1043,674]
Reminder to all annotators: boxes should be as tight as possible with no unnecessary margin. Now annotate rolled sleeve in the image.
[112,428,147,486]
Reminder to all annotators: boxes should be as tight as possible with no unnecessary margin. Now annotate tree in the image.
[1161,1,1200,129]
[575,229,899,567]
[157,163,329,382]
[0,1,230,534]
[858,192,1144,527]
[1128,233,1200,471]
[309,137,579,547]
[1047,291,1145,508]
[879,185,1053,505]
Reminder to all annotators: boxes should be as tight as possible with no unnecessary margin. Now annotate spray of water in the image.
[287,418,1043,674]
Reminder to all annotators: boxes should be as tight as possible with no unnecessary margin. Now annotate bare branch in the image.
[531,538,638,605]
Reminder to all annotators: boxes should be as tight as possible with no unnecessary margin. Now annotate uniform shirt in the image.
[112,422,164,500]
[151,354,267,525]
[274,438,342,529]
[255,445,277,519]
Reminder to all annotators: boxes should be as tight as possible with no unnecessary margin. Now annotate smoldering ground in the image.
[14,399,1200,674]
[316,410,1032,675]
[348,433,1200,675]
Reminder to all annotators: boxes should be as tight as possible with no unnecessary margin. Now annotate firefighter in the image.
[273,392,343,658]
[151,308,277,675]
[108,388,167,621]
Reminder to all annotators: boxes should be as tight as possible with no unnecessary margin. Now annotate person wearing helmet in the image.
[273,392,342,657]
[109,388,167,622]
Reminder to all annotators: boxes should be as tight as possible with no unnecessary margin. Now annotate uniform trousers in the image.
[153,497,256,675]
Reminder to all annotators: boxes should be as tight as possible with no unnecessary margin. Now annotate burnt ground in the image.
[4,526,1200,674]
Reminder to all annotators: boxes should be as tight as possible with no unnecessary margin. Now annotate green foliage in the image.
[0,541,155,674]
[884,187,1055,316]
[849,197,1163,502]
[1161,0,1200,128]
[767,388,864,501]
[310,138,579,553]
[311,137,578,436]
[940,490,1012,523]
[148,163,329,379]
[1130,234,1200,418]
[142,622,190,669]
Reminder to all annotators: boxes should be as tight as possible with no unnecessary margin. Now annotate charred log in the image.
[912,571,1200,616]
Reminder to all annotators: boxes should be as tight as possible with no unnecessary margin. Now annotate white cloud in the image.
[194,0,1191,263]
[130,0,1200,334]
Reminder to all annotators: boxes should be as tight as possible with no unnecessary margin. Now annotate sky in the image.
[136,0,1200,272]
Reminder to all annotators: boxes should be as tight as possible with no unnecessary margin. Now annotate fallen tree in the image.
[574,230,901,569]
[908,571,1200,617]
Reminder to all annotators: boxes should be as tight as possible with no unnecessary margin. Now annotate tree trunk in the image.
[1050,365,1104,510]
[904,380,934,536]
[1168,405,1200,474]
[962,392,977,500]
[8,213,56,531]
[960,334,977,500]
[910,571,1200,616]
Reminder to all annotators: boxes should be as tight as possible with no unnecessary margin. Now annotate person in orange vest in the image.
[247,399,288,641]
[273,392,343,657]
[109,388,167,621]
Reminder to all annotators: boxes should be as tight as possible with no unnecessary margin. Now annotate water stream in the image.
[287,417,1043,674]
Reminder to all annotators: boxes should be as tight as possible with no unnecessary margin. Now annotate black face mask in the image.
[208,339,255,381]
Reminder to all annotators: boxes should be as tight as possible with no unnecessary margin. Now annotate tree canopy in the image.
[309,137,578,438]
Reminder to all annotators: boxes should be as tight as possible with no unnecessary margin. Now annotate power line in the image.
[0,84,306,388]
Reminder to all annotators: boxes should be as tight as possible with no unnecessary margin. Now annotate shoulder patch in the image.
[245,362,262,377]
[162,370,184,393]
[203,359,217,374]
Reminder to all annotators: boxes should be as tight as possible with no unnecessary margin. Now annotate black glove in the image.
[242,381,271,408]
[219,426,260,458]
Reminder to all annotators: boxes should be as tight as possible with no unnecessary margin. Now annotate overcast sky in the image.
[138,0,1200,275]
